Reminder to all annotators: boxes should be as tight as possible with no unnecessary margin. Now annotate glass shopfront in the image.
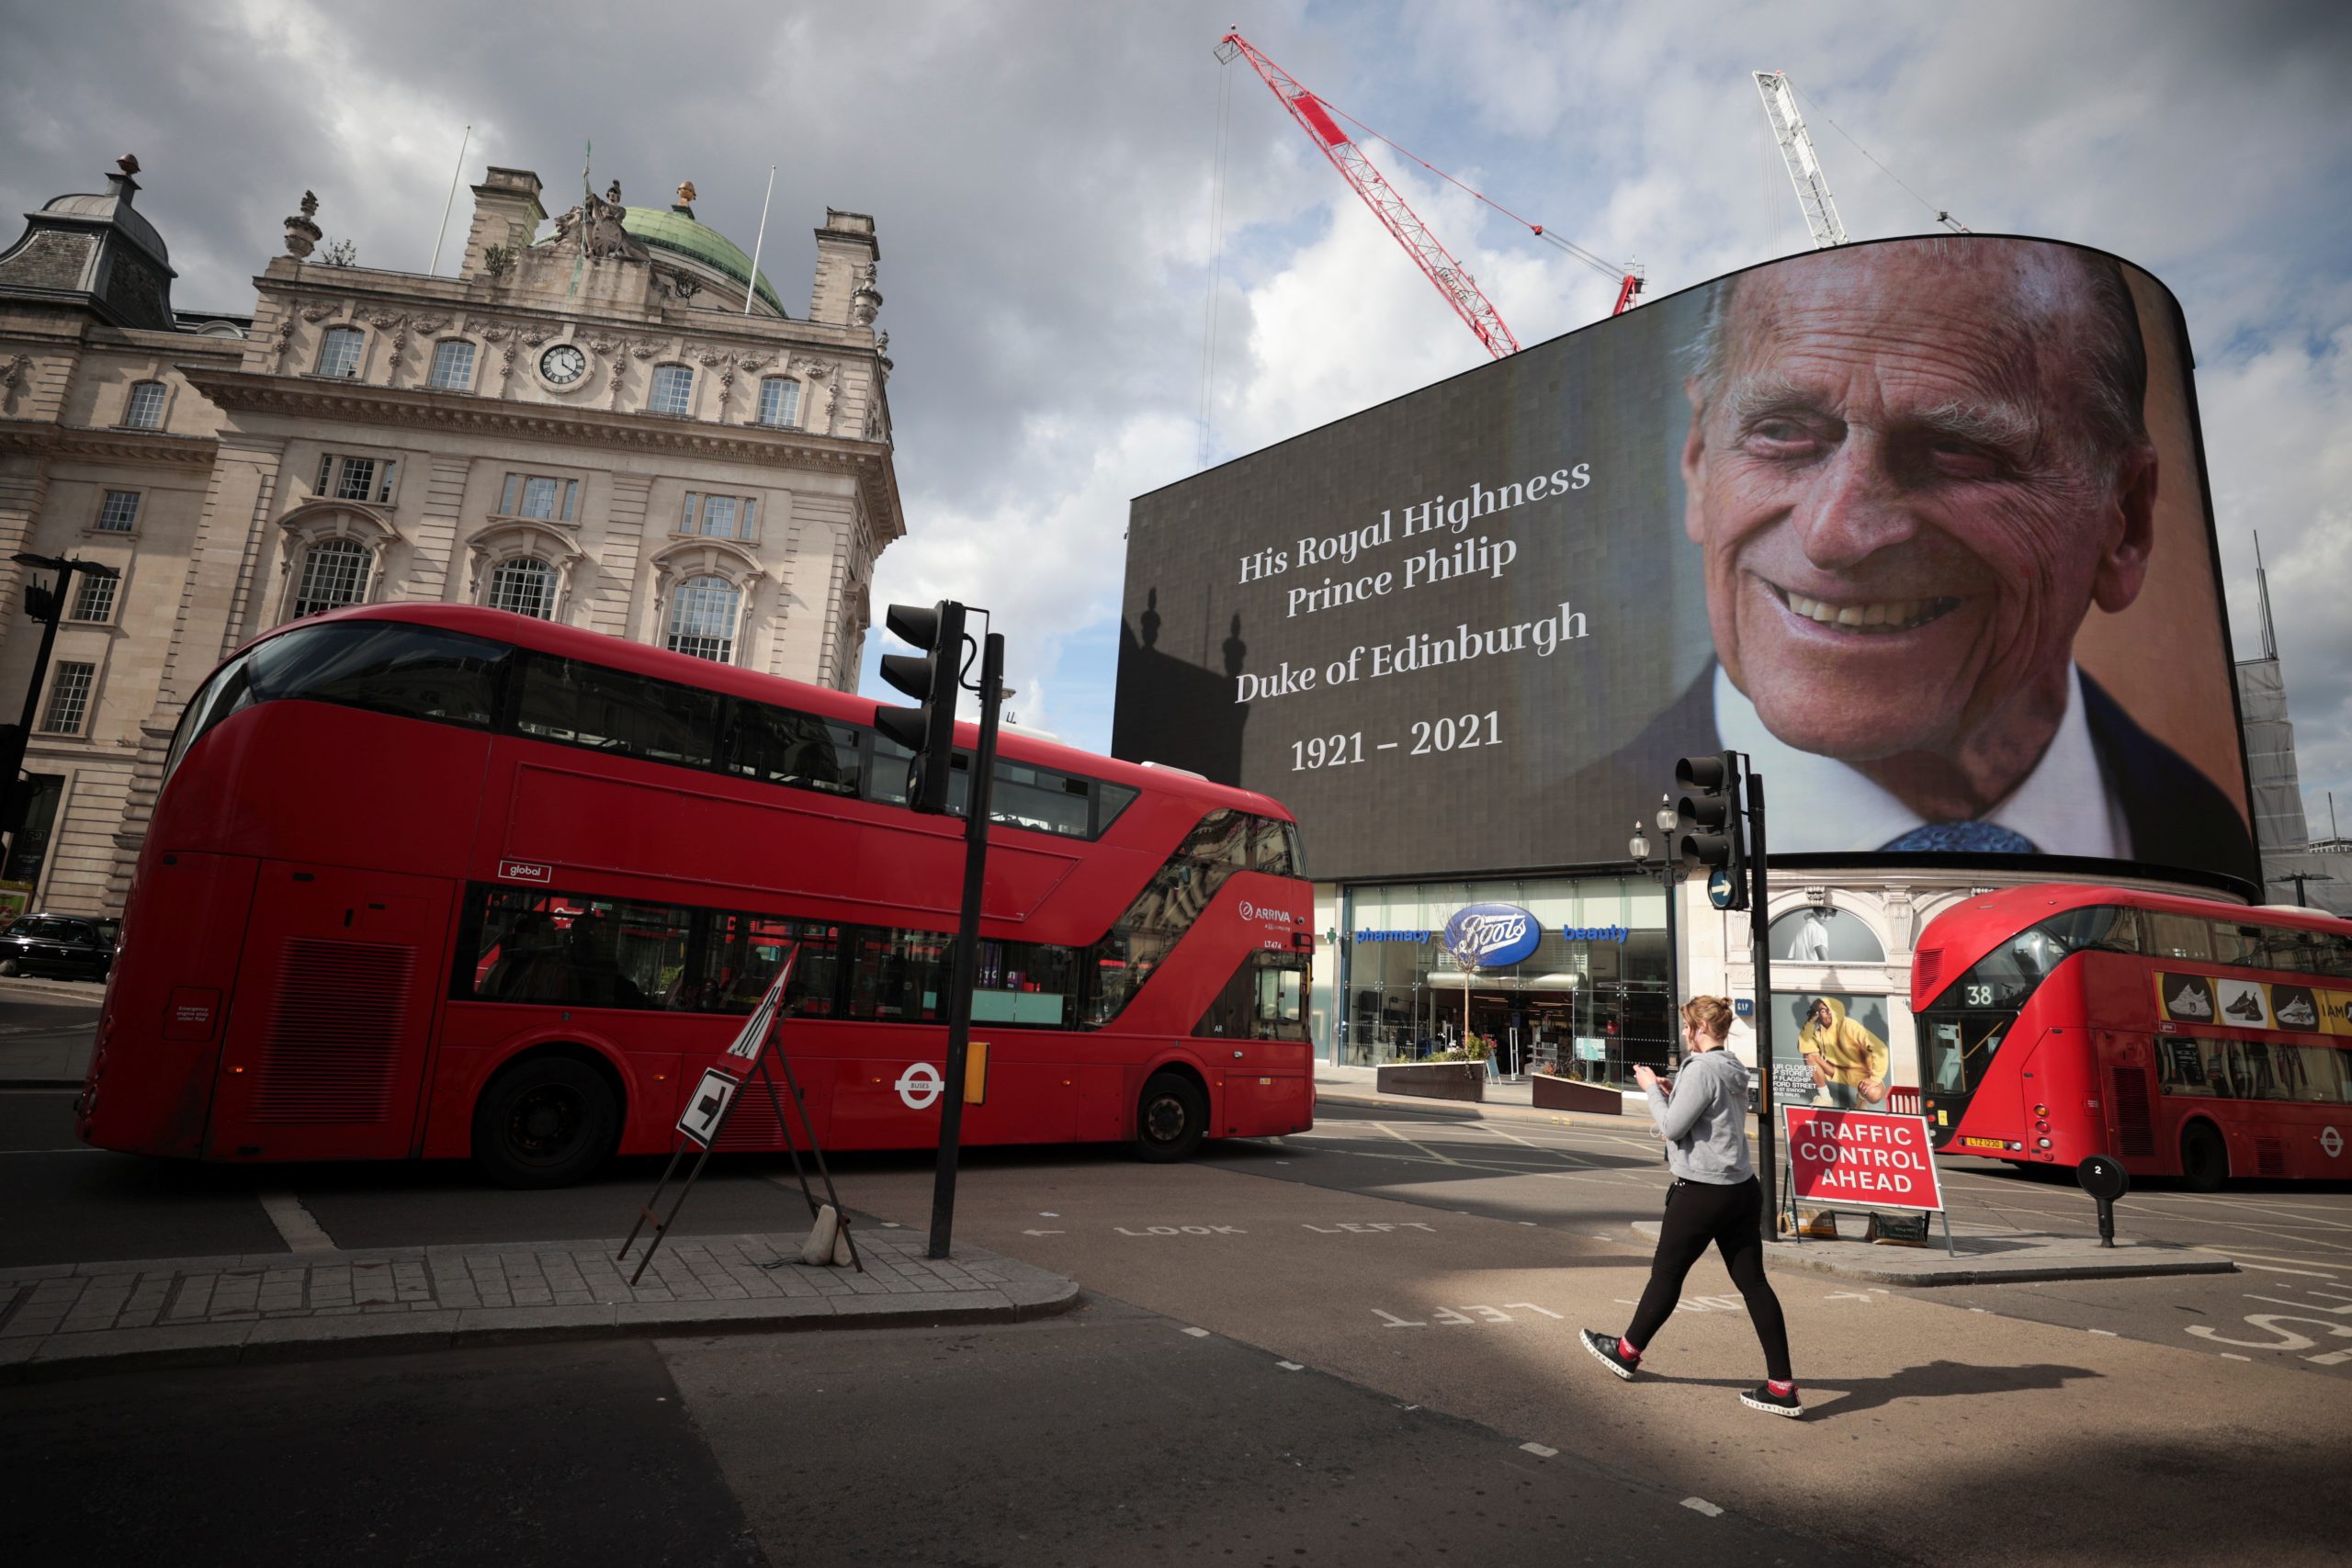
[1333,875,1669,1081]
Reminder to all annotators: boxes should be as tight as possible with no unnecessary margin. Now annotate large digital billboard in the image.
[1114,236,2255,889]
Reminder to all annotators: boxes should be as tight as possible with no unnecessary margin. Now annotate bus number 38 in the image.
[1411,712,1499,754]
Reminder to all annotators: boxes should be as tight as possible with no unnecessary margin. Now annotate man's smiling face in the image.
[1682,247,2154,766]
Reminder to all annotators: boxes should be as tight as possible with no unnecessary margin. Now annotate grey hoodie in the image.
[1644,1049,1754,1185]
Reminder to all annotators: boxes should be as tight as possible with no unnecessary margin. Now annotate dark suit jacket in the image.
[1569,664,2257,883]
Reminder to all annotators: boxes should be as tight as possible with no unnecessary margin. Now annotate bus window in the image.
[726,703,862,796]
[971,939,1077,1026]
[514,656,721,768]
[698,913,841,1016]
[249,621,509,728]
[1095,782,1138,836]
[1192,953,1308,1041]
[2146,912,2212,962]
[988,761,1091,838]
[466,888,690,1010]
[847,928,950,1021]
[868,733,913,807]
[1249,816,1295,875]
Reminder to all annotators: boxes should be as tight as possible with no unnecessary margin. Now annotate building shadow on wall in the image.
[1112,588,1250,785]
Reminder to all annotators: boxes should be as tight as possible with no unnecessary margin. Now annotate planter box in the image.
[1532,1076,1623,1115]
[1375,1062,1485,1103]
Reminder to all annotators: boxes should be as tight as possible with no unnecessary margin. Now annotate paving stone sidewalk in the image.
[0,1225,1078,1383]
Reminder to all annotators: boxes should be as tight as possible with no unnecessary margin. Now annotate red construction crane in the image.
[1215,31,1643,360]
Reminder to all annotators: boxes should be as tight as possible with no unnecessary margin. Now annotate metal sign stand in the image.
[617,949,863,1284]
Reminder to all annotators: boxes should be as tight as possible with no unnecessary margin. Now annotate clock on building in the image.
[538,343,587,386]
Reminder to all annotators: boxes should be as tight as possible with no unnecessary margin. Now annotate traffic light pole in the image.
[927,628,1004,1261]
[1745,770,1777,1240]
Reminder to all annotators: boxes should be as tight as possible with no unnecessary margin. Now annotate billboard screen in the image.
[1114,235,2254,888]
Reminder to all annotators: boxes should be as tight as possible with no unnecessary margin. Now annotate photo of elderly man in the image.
[1589,239,2253,872]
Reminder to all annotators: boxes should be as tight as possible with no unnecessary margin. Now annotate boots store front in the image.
[1320,875,1671,1079]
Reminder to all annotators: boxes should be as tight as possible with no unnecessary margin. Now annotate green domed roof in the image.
[619,206,785,316]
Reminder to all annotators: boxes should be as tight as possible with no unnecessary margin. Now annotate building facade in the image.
[0,156,903,919]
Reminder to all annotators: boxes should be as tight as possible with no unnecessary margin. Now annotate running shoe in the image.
[1740,1383,1804,1418]
[2225,991,2265,1022]
[2167,985,2211,1018]
[1579,1328,1641,1381]
[2276,997,2316,1028]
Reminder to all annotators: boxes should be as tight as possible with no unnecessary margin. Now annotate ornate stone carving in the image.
[588,336,620,355]
[300,305,336,323]
[851,262,882,327]
[521,328,550,347]
[628,343,658,361]
[573,175,649,264]
[283,190,322,259]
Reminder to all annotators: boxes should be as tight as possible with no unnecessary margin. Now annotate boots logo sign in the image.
[1442,904,1541,969]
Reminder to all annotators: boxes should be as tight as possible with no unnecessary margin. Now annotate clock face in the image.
[539,344,587,386]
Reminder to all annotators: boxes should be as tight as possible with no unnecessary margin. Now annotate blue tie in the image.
[1879,822,2039,853]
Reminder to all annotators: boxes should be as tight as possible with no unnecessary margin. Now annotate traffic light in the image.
[1674,751,1747,907]
[875,600,967,815]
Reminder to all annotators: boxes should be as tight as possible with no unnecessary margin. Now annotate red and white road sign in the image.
[1783,1107,1944,1213]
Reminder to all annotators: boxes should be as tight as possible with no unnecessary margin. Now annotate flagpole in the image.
[743,164,776,315]
[428,124,471,276]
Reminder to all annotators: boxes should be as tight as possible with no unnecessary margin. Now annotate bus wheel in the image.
[2179,1122,2229,1192]
[1134,1072,1206,1163]
[0,959,17,976]
[473,1056,618,1189]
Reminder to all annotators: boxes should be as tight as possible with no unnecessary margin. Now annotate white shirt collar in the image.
[1713,662,2126,857]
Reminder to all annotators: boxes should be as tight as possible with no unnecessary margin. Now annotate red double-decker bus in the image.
[1914,884,2352,1189]
[77,604,1315,1185]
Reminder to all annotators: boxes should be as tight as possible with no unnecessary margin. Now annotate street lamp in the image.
[0,554,123,847]
[1631,797,1684,1065]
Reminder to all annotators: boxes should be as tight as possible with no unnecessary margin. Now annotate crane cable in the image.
[1303,93,1631,285]
[1196,55,1237,469]
[1782,76,1964,231]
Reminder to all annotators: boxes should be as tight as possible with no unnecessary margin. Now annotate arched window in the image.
[665,575,740,662]
[291,537,372,618]
[486,557,557,619]
[123,380,167,429]
[650,364,695,417]
[316,325,365,378]
[757,376,799,427]
[428,339,477,391]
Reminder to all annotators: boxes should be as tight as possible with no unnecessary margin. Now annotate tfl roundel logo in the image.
[1442,903,1541,969]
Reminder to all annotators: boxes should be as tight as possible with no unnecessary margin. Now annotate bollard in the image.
[2076,1156,2130,1248]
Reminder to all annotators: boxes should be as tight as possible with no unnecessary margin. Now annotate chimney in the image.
[460,167,546,280]
[808,209,877,326]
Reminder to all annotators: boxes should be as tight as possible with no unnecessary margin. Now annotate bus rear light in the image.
[2036,1137,2052,1149]
[2035,1120,2050,1133]
[2034,1103,2048,1117]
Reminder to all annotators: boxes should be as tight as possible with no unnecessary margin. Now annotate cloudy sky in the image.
[6,1,2348,839]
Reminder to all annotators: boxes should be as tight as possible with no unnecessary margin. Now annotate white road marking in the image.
[2088,1328,2119,1337]
[1182,1326,1209,1337]
[2221,1353,2252,1360]
[1520,1442,1557,1458]
[1276,1360,1304,1371]
[1682,1497,1724,1517]
[257,1190,335,1254]
[1372,1122,1461,1166]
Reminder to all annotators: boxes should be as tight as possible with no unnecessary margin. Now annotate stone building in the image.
[0,155,902,919]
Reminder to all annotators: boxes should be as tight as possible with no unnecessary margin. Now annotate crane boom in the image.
[1218,32,1519,358]
[1754,70,1849,248]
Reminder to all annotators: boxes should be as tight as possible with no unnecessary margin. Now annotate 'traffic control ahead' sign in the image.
[1782,1107,1944,1213]
[677,1067,743,1148]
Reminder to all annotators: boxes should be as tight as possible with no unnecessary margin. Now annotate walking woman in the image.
[1581,995,1801,1416]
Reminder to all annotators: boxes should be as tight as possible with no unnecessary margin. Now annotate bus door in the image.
[206,862,456,1162]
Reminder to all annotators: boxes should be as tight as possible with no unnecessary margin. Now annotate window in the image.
[1193,953,1309,1041]
[427,340,476,391]
[466,891,694,1011]
[846,928,953,1021]
[96,491,141,533]
[726,702,863,795]
[291,537,372,617]
[314,454,398,505]
[989,760,1093,838]
[679,493,758,541]
[486,557,556,619]
[122,380,167,429]
[513,654,722,767]
[650,363,694,416]
[162,621,511,786]
[316,325,364,378]
[499,472,577,521]
[39,661,95,735]
[68,573,117,624]
[2156,1036,2352,1105]
[665,575,741,663]
[695,914,842,1017]
[758,377,799,427]
[972,940,1078,1027]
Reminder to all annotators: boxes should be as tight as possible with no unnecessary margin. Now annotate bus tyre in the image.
[1135,1072,1206,1164]
[0,959,17,976]
[2179,1122,2229,1192]
[473,1056,619,1190]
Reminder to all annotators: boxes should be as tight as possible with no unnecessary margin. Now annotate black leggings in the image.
[1624,1177,1792,1382]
